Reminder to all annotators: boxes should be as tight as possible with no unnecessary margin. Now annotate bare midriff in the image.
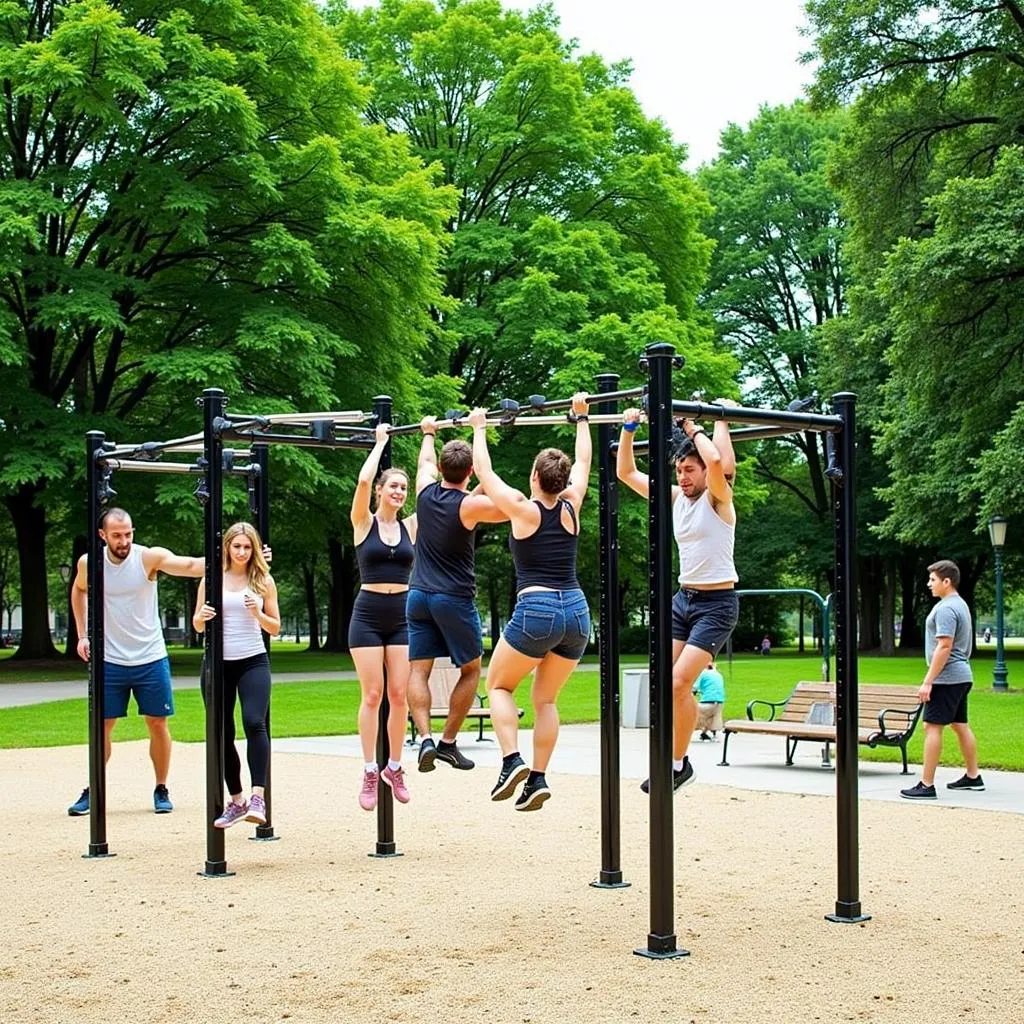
[360,583,409,595]
[679,580,734,591]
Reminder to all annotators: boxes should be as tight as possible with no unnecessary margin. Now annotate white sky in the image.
[348,0,814,168]
[504,0,814,167]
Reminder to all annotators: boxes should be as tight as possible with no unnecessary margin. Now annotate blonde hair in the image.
[222,522,271,595]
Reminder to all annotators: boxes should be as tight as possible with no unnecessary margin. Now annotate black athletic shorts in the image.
[923,681,972,725]
[348,590,408,648]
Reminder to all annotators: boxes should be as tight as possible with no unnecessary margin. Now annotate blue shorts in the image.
[672,589,738,656]
[104,657,174,718]
[406,589,483,667]
[503,589,591,661]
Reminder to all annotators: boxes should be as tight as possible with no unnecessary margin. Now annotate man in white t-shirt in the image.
[67,508,204,816]
[617,400,740,793]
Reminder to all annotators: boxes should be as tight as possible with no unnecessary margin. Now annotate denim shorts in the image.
[671,589,738,655]
[104,657,174,718]
[406,588,483,667]
[503,589,591,660]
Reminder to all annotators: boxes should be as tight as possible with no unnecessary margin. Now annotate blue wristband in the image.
[623,421,639,433]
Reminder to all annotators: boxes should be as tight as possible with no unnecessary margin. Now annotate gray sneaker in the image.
[214,800,249,828]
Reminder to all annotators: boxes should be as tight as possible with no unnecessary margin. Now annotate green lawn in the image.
[0,644,356,682]
[1,652,1021,771]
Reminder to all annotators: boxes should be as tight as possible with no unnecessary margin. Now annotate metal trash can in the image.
[621,669,650,728]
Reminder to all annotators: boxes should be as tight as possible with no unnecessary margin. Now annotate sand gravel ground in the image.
[1,741,1021,1024]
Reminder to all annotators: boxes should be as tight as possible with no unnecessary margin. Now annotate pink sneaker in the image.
[214,799,249,829]
[359,769,379,811]
[381,764,410,804]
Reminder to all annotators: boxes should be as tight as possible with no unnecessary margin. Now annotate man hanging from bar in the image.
[616,399,740,792]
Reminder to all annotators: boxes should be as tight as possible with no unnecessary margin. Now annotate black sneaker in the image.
[417,738,437,773]
[490,756,529,801]
[435,740,474,771]
[946,773,985,792]
[515,776,550,812]
[640,759,695,795]
[900,781,937,800]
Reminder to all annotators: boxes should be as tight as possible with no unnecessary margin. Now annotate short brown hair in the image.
[439,440,473,483]
[533,448,572,495]
[928,559,960,589]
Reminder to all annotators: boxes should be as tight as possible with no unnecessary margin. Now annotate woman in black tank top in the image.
[348,422,418,812]
[468,394,592,812]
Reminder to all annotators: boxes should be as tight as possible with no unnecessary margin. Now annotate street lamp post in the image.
[988,516,1009,692]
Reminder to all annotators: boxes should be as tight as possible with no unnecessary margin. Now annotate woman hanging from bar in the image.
[468,393,591,811]
[348,421,416,811]
[193,522,280,828]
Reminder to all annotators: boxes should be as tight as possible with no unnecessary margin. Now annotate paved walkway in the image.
[275,723,1024,815]
[5,677,1020,814]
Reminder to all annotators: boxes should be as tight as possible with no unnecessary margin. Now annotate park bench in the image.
[406,663,522,744]
[718,681,923,774]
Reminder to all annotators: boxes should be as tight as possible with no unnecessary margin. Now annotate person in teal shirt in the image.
[693,659,726,739]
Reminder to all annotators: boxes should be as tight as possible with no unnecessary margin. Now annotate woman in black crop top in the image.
[349,422,417,812]
[468,393,592,812]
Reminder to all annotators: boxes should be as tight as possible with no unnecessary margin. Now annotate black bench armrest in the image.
[877,705,921,736]
[746,698,786,722]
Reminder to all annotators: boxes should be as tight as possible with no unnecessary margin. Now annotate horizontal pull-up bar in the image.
[102,432,208,461]
[488,386,645,417]
[611,423,801,454]
[388,411,645,436]
[100,459,255,476]
[223,410,371,428]
[671,399,842,432]
[218,428,374,451]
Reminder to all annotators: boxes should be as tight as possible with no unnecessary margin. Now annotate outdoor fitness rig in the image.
[82,430,264,861]
[605,343,864,960]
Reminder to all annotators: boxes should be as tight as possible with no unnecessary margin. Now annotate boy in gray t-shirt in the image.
[901,560,984,800]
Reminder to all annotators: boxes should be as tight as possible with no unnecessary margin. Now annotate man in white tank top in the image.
[66,508,205,816]
[618,400,740,793]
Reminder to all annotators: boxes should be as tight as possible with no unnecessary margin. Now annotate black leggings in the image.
[223,653,272,795]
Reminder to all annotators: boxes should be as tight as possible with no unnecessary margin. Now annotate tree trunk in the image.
[899,553,924,650]
[798,594,805,653]
[62,533,88,658]
[488,573,500,651]
[4,485,58,660]
[956,554,986,659]
[303,562,321,651]
[183,578,201,648]
[857,555,882,651]
[324,539,357,652]
[879,556,897,656]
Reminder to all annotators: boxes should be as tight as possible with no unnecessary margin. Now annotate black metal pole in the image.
[84,432,113,859]
[200,388,233,877]
[992,540,1008,690]
[370,395,401,858]
[591,374,629,891]
[635,343,688,959]
[826,392,867,923]
[250,444,279,842]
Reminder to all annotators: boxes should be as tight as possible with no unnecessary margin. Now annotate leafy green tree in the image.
[0,0,454,657]
[329,0,735,618]
[805,0,1024,628]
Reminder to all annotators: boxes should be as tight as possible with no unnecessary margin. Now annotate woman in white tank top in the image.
[194,522,280,829]
[616,401,741,793]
